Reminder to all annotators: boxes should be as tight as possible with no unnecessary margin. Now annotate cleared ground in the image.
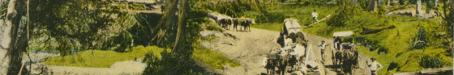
[204,28,373,75]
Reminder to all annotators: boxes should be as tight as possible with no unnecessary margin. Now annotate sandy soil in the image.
[204,28,372,75]
[201,28,281,75]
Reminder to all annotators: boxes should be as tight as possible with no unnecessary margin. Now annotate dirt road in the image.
[205,28,372,75]
[30,61,146,75]
[202,28,281,75]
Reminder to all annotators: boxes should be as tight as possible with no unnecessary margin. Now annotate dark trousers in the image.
[371,70,376,75]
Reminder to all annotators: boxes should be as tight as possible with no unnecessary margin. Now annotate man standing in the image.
[334,37,341,50]
[312,10,318,23]
[368,58,382,75]
[319,41,326,62]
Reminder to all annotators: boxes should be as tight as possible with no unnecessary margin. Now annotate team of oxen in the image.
[208,13,255,31]
[264,18,316,75]
[332,31,359,74]
[207,12,359,74]
[264,18,359,75]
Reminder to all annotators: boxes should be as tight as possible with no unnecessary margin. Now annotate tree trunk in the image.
[416,0,421,16]
[369,0,376,11]
[445,0,454,59]
[0,0,27,74]
[434,0,438,8]
[387,0,392,6]
[451,0,454,56]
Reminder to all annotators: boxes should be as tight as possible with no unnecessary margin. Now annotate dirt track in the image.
[26,28,373,75]
[205,28,372,75]
[30,61,146,75]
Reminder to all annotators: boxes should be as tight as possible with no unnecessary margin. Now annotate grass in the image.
[247,3,452,75]
[307,14,453,74]
[45,44,239,70]
[251,5,337,32]
[199,1,452,74]
[192,47,240,69]
[45,46,166,67]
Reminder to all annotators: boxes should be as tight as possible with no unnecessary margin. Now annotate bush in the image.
[412,26,427,49]
[420,55,443,68]
[0,1,7,19]
[388,62,399,71]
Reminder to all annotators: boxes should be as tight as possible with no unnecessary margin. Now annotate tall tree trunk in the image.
[451,0,454,55]
[172,0,188,53]
[369,0,376,11]
[0,0,27,74]
[435,0,438,8]
[416,0,421,16]
[387,0,392,6]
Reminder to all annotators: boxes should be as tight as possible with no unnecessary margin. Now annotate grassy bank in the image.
[252,5,337,32]
[45,45,239,70]
[192,47,240,69]
[45,46,166,67]
[305,14,452,74]
[248,3,452,75]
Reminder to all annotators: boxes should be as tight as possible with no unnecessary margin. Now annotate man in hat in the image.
[367,58,382,75]
[319,40,327,62]
[312,10,319,23]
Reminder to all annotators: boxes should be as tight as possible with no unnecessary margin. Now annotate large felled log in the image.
[361,25,396,34]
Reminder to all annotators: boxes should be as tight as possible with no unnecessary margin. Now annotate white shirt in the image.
[319,43,326,50]
[368,61,382,71]
[312,12,318,18]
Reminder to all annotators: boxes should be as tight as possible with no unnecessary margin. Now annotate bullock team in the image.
[264,19,361,75]
[218,18,255,31]
[332,31,359,74]
[265,18,312,75]
[266,43,306,75]
[208,12,255,32]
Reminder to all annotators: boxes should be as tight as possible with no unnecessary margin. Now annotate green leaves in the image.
[420,55,443,68]
[30,0,142,52]
[0,0,7,19]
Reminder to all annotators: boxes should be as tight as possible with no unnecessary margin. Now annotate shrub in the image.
[388,62,399,71]
[411,26,427,49]
[420,55,443,68]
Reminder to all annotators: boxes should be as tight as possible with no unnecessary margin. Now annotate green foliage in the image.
[0,0,7,19]
[192,0,268,18]
[142,50,210,75]
[327,0,361,27]
[29,0,151,54]
[425,0,436,10]
[45,46,165,67]
[411,26,427,49]
[141,0,213,74]
[420,55,443,68]
[305,5,451,74]
[399,0,406,5]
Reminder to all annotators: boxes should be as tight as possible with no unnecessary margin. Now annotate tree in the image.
[399,0,405,5]
[442,0,454,54]
[29,0,139,55]
[327,0,359,27]
[416,0,421,16]
[0,0,28,74]
[445,0,454,49]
